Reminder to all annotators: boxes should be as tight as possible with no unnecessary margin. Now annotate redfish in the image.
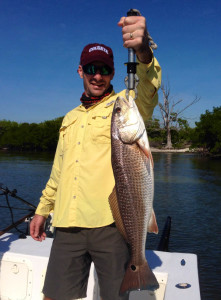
[109,95,159,294]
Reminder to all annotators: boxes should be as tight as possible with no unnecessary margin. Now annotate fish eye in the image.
[115,107,121,113]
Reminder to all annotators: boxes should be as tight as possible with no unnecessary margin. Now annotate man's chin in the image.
[91,89,105,97]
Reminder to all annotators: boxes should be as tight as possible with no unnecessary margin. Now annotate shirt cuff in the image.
[136,56,162,91]
[35,202,53,219]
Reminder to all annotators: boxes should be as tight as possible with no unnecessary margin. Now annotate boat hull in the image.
[0,233,201,300]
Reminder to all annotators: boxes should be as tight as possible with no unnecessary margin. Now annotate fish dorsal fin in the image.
[108,186,128,241]
[147,209,158,234]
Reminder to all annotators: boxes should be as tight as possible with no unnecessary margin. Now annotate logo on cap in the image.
[89,46,109,54]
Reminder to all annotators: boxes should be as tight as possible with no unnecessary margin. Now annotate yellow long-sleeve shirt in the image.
[35,57,161,227]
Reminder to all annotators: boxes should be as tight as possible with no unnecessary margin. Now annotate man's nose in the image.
[93,71,103,79]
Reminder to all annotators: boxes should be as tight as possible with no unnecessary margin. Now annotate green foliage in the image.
[171,119,194,148]
[0,117,63,151]
[145,118,165,148]
[2,107,220,154]
[145,118,161,130]
[192,106,221,154]
[0,120,18,135]
[145,117,193,149]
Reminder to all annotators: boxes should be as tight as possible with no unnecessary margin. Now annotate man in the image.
[30,14,161,300]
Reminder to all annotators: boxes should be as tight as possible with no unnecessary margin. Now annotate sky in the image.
[0,0,221,127]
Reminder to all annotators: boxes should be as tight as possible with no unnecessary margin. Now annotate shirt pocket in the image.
[89,109,112,144]
[60,116,78,151]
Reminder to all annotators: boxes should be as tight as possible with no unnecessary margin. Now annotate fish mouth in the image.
[115,96,135,115]
[116,96,132,106]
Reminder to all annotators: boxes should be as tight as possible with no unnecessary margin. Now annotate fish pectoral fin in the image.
[108,187,128,241]
[137,138,154,168]
[147,209,158,234]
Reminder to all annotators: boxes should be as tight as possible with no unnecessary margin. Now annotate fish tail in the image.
[120,260,159,295]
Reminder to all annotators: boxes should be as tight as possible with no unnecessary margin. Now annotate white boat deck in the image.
[0,233,201,300]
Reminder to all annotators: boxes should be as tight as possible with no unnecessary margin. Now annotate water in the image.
[0,152,54,232]
[0,151,221,300]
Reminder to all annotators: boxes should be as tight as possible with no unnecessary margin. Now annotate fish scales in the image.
[110,95,159,294]
[112,141,152,264]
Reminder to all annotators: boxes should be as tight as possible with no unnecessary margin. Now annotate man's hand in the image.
[118,15,153,64]
[30,214,47,241]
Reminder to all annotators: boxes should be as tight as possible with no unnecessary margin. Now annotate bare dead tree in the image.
[158,82,200,149]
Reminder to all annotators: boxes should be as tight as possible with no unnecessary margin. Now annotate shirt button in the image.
[81,125,84,128]
[73,196,76,199]
[78,142,80,145]
[76,160,79,163]
[74,177,77,180]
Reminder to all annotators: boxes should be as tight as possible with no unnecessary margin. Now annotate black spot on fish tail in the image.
[120,260,159,295]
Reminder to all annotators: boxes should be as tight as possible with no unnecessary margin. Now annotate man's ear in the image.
[77,65,84,79]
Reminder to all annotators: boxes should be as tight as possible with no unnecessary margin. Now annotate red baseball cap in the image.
[80,43,114,69]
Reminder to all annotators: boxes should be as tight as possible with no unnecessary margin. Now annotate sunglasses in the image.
[82,64,113,76]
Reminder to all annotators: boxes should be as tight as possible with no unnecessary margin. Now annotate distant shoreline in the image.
[1,147,191,153]
[1,147,220,157]
[150,147,221,158]
[151,147,190,153]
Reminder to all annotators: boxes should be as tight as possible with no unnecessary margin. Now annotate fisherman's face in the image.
[78,61,114,97]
